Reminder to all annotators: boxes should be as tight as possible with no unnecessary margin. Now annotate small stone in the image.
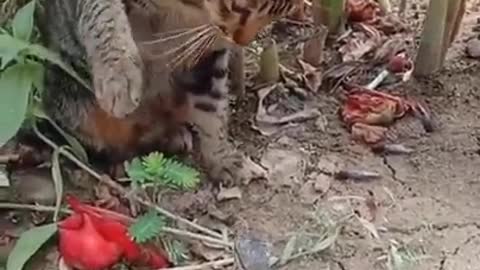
[314,174,331,194]
[466,39,480,58]
[299,181,319,204]
[316,154,342,174]
[261,148,306,187]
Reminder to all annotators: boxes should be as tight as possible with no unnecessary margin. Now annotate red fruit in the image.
[387,54,412,73]
[140,245,171,268]
[58,196,171,269]
[59,213,123,270]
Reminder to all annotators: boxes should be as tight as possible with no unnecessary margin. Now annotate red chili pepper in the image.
[58,195,170,269]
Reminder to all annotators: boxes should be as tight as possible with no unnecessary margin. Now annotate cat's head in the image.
[202,0,301,45]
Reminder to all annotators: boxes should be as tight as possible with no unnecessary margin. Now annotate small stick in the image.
[399,0,407,16]
[366,69,390,90]
[0,203,71,213]
[0,154,20,164]
[32,124,227,242]
[0,202,231,247]
[159,258,234,270]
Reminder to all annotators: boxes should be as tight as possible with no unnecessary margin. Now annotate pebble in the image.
[466,39,480,58]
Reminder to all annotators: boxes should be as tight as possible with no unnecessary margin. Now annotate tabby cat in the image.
[36,0,301,184]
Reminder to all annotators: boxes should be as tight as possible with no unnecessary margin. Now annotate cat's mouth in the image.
[215,28,254,46]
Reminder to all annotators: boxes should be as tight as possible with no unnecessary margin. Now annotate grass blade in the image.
[51,146,64,222]
[6,223,58,270]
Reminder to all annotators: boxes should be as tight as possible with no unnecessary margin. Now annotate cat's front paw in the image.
[208,152,267,187]
[164,126,194,155]
[93,52,144,118]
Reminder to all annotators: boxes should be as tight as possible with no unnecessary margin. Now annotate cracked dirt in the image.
[219,1,480,269]
[225,67,480,270]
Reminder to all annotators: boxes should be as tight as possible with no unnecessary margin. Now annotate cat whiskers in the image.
[142,24,212,45]
[164,27,217,70]
[148,25,213,61]
[188,34,217,68]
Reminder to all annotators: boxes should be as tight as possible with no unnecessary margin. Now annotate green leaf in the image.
[142,152,167,176]
[125,157,151,184]
[26,60,44,92]
[27,44,91,90]
[0,63,36,147]
[279,234,298,266]
[126,152,200,190]
[12,0,36,41]
[160,158,200,190]
[6,223,58,270]
[51,147,64,222]
[0,34,28,69]
[129,210,166,244]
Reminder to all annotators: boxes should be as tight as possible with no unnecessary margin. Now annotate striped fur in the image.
[38,0,300,184]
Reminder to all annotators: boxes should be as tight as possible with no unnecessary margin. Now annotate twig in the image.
[0,202,231,247]
[366,69,390,89]
[159,258,234,270]
[0,202,71,214]
[399,0,407,16]
[0,154,20,164]
[32,124,228,242]
[163,227,231,247]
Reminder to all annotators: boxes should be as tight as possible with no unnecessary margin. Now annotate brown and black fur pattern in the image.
[37,0,301,184]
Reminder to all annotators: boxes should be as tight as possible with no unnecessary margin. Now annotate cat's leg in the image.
[77,0,143,118]
[180,49,267,186]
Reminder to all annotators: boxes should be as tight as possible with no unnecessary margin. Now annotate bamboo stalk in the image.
[414,0,449,76]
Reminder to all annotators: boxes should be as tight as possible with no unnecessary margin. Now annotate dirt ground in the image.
[2,0,480,270]
[223,1,480,270]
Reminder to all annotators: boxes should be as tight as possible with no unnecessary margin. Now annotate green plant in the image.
[0,0,90,148]
[6,223,58,270]
[129,210,167,244]
[313,0,346,35]
[125,152,201,190]
[414,0,466,76]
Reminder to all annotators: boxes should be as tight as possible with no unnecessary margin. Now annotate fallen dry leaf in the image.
[346,0,381,23]
[341,89,410,127]
[253,84,321,135]
[190,241,225,261]
[351,123,388,144]
[207,204,234,224]
[338,31,380,62]
[217,187,242,201]
[297,59,322,92]
[340,88,433,147]
[374,13,407,34]
[372,36,407,64]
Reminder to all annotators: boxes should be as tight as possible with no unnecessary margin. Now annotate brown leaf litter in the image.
[340,87,434,151]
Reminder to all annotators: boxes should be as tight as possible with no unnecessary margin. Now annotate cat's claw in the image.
[93,52,144,118]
